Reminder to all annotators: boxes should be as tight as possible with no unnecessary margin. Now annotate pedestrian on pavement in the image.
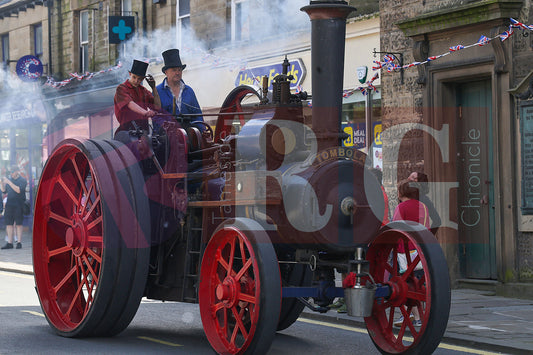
[155,49,203,131]
[392,178,429,327]
[0,165,27,249]
[114,59,161,134]
[408,171,441,235]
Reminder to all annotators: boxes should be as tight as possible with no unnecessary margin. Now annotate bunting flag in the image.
[372,61,384,70]
[342,70,379,98]
[510,18,533,31]
[499,26,514,41]
[476,35,490,46]
[449,45,465,52]
[383,54,396,63]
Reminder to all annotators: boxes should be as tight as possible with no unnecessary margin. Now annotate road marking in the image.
[137,336,183,347]
[0,271,33,279]
[298,318,503,355]
[22,310,44,317]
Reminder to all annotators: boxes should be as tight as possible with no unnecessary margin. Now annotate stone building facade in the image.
[379,0,533,293]
[0,0,50,223]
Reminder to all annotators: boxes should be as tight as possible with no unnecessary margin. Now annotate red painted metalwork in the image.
[33,142,103,332]
[214,86,260,142]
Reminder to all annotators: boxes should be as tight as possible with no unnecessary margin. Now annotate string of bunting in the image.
[42,45,248,89]
[44,62,124,88]
[42,18,531,92]
[373,18,530,73]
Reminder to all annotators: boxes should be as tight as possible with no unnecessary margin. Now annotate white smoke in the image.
[118,0,311,71]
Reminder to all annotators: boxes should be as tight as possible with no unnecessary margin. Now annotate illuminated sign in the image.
[109,16,135,44]
[235,59,306,90]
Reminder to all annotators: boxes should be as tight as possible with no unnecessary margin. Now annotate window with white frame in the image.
[1,34,8,65]
[80,11,89,72]
[177,0,190,48]
[34,23,43,60]
[122,0,131,13]
[231,0,250,42]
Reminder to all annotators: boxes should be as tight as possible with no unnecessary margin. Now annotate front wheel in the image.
[364,222,451,354]
[33,138,150,337]
[199,218,281,354]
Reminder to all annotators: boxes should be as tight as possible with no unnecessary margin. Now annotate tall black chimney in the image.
[301,1,356,151]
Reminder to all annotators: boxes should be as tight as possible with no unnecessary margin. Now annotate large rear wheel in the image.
[199,218,281,354]
[33,138,150,337]
[364,222,450,354]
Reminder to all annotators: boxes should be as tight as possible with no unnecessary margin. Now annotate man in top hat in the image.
[1,165,27,249]
[155,49,203,130]
[114,59,161,133]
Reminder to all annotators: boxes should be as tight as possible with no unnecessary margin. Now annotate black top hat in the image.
[161,49,186,73]
[130,59,149,77]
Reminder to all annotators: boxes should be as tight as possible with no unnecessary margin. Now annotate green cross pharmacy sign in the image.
[109,16,135,44]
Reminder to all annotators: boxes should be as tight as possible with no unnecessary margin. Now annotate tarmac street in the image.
[2,230,533,354]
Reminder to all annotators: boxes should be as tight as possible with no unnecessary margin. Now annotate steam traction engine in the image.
[32,1,451,354]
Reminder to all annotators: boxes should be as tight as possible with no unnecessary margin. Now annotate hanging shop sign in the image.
[356,66,368,84]
[16,55,43,82]
[108,16,135,44]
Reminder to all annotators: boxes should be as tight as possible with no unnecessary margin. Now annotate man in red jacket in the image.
[114,59,161,133]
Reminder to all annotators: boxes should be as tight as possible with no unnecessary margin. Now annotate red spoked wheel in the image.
[364,222,450,354]
[33,138,150,337]
[214,86,260,142]
[199,218,281,355]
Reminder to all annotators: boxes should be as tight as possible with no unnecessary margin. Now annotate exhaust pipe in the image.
[301,0,356,151]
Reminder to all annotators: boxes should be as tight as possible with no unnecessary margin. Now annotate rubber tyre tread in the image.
[276,263,313,331]
[91,139,150,336]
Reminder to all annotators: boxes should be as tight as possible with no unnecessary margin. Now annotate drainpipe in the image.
[47,0,53,75]
[142,0,147,57]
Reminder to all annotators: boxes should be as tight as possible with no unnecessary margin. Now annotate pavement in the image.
[2,231,533,354]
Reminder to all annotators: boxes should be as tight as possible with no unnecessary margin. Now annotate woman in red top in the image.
[392,179,429,327]
[393,179,430,229]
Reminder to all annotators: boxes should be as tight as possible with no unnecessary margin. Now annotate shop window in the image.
[0,129,9,149]
[15,129,28,149]
[1,34,8,66]
[34,23,43,60]
[341,90,382,169]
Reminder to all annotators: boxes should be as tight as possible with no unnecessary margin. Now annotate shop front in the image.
[0,100,47,229]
